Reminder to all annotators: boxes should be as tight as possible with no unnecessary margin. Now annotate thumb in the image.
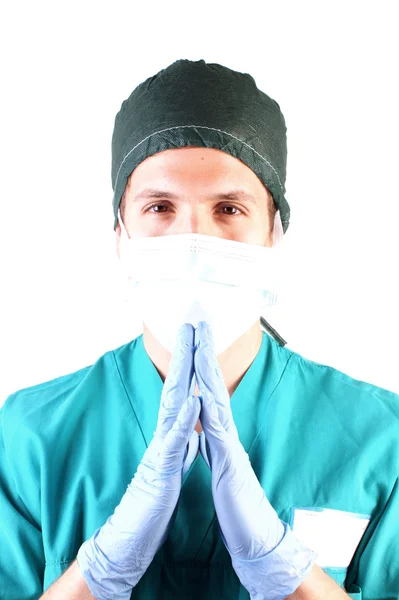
[161,395,201,474]
[199,390,227,446]
[199,431,211,470]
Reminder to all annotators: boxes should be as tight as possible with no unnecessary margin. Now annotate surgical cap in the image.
[111,59,291,234]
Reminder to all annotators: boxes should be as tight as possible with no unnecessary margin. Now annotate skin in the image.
[115,146,276,434]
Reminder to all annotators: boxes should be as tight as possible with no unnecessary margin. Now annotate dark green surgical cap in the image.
[111,59,291,233]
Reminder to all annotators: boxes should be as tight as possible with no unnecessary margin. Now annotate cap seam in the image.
[114,124,284,192]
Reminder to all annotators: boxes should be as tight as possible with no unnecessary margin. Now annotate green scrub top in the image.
[1,332,398,599]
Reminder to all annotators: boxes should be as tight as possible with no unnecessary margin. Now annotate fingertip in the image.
[176,323,195,346]
[195,322,216,354]
[196,321,210,340]
[194,324,201,349]
[199,389,218,418]
[183,394,201,420]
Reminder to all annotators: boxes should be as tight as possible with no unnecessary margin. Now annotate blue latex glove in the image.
[195,321,317,600]
[183,429,200,477]
[77,324,200,599]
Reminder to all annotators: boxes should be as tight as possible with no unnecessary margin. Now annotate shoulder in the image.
[268,334,399,424]
[1,337,141,446]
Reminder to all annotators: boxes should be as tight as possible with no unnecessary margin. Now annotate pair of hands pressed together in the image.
[77,322,316,600]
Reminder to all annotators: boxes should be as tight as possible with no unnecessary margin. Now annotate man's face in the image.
[115,147,274,254]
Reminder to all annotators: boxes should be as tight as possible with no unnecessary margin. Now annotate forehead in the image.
[126,147,271,200]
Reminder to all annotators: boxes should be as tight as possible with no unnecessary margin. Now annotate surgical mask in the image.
[118,209,284,355]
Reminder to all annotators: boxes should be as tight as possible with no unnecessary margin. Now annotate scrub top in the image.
[1,331,398,600]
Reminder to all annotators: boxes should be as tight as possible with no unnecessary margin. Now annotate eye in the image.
[145,203,170,213]
[218,204,243,216]
[143,202,244,216]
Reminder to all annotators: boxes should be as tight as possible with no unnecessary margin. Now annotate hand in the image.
[77,324,200,599]
[194,321,316,600]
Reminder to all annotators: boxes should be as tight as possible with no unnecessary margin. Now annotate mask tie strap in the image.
[118,208,130,240]
[260,317,287,347]
[261,209,287,347]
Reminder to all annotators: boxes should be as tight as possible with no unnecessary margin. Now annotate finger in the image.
[194,322,237,436]
[157,323,195,437]
[199,431,211,470]
[182,430,200,478]
[199,389,228,447]
[161,395,201,475]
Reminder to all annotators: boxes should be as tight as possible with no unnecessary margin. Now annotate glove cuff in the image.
[231,521,317,600]
[76,531,134,599]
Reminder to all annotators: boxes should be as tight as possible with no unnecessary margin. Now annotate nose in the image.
[184,213,204,235]
[171,208,216,236]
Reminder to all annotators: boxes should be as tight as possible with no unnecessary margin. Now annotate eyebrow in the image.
[132,188,257,204]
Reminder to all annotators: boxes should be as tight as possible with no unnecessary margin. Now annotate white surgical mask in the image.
[118,209,284,355]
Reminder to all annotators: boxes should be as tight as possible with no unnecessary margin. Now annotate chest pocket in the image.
[322,568,362,599]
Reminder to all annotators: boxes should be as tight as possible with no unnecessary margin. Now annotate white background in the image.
[1,0,398,406]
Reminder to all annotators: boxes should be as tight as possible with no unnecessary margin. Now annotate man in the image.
[0,59,398,599]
